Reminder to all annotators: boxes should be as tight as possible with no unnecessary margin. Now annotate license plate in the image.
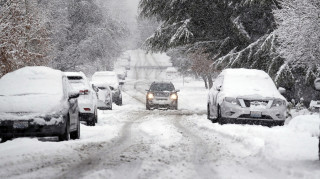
[13,121,29,129]
[250,111,262,118]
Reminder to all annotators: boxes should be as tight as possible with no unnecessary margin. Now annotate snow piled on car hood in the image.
[222,68,285,100]
[0,66,65,114]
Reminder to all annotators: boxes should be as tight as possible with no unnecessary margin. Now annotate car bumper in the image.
[97,100,112,109]
[0,119,66,138]
[220,101,286,122]
[79,113,95,122]
[147,98,177,109]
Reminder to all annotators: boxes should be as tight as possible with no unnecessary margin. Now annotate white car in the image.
[0,67,80,142]
[65,72,98,126]
[91,82,113,110]
[207,68,287,126]
[92,71,123,105]
[314,78,320,160]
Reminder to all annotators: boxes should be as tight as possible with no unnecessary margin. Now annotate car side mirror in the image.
[176,89,180,92]
[119,81,124,85]
[68,91,80,100]
[92,84,99,92]
[278,87,286,94]
[109,86,115,91]
[314,78,320,91]
[145,89,149,92]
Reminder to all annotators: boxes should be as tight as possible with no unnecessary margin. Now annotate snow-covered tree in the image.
[0,0,51,77]
[273,0,320,104]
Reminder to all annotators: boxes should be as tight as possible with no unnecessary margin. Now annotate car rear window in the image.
[67,76,83,80]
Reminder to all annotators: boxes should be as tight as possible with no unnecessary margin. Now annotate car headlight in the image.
[170,93,178,100]
[147,93,154,99]
[272,99,286,107]
[224,97,239,105]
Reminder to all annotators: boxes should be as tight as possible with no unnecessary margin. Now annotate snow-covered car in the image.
[146,82,179,110]
[65,72,98,126]
[115,67,127,80]
[166,67,178,80]
[0,67,80,142]
[116,58,130,70]
[92,71,123,105]
[314,78,320,160]
[207,68,287,126]
[91,82,113,110]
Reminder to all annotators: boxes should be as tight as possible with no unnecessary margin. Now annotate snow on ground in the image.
[0,49,319,179]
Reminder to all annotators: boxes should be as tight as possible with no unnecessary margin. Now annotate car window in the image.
[150,83,175,91]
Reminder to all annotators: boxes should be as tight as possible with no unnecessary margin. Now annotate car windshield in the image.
[150,83,175,91]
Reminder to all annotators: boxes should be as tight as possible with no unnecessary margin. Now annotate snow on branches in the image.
[274,0,320,69]
[0,0,51,77]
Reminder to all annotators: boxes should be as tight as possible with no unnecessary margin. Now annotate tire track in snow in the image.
[58,112,150,179]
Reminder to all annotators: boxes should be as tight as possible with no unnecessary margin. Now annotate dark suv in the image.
[146,82,179,110]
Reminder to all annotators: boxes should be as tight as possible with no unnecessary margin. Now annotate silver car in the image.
[207,68,287,126]
[146,82,179,110]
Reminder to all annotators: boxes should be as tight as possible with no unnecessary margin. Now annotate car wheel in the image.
[94,109,98,123]
[59,118,70,141]
[217,106,224,125]
[117,97,122,106]
[0,136,12,143]
[318,137,320,160]
[87,120,95,126]
[146,101,151,110]
[70,118,80,140]
[207,104,211,120]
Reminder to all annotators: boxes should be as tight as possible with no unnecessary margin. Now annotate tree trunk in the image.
[208,73,213,89]
[201,75,208,89]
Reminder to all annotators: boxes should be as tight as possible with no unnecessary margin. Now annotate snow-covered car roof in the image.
[64,71,86,78]
[221,68,285,100]
[0,66,65,113]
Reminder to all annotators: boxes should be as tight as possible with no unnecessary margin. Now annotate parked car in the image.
[207,68,287,126]
[0,66,80,143]
[91,82,113,110]
[65,72,98,126]
[92,71,123,105]
[314,78,320,160]
[115,67,127,80]
[146,82,179,110]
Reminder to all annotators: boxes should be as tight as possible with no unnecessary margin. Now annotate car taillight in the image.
[80,89,89,95]
[84,108,91,111]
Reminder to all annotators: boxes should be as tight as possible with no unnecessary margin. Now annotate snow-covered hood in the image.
[221,68,286,100]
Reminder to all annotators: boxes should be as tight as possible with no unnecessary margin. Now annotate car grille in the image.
[154,92,170,97]
[244,100,268,107]
[238,114,273,120]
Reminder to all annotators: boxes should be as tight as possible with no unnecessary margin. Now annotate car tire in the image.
[318,137,320,160]
[87,120,95,126]
[59,118,70,141]
[217,106,224,125]
[207,104,211,120]
[94,109,98,123]
[117,97,122,106]
[70,118,80,140]
[0,136,12,143]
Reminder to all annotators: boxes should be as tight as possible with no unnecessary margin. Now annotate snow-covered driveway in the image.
[0,50,319,179]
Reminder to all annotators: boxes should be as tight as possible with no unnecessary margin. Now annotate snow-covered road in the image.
[0,50,319,179]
